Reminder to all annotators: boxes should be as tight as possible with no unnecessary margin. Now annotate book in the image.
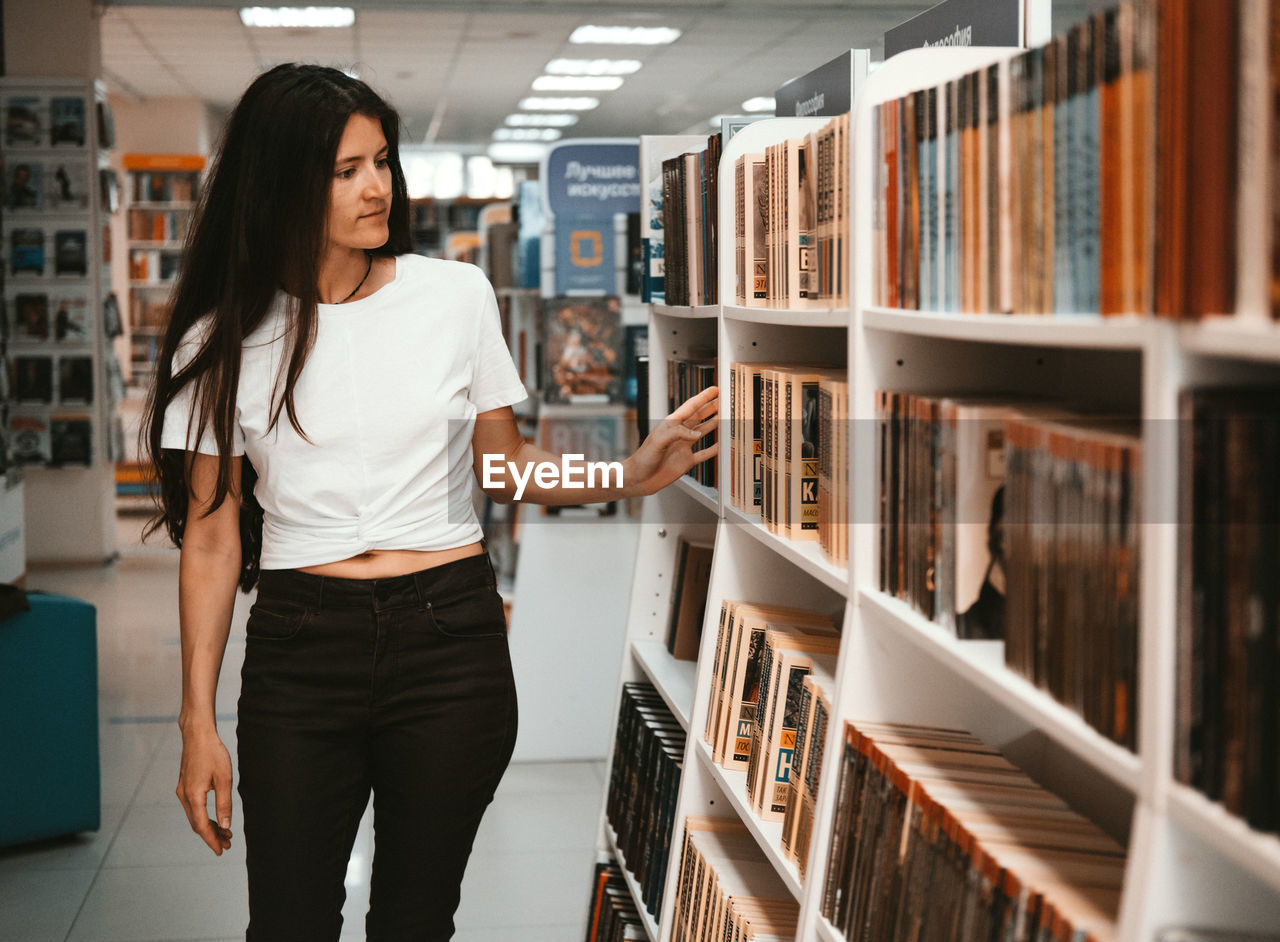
[541,297,623,404]
[821,720,1125,942]
[1176,388,1280,834]
[13,293,50,343]
[51,290,90,343]
[54,229,88,276]
[667,537,714,662]
[673,817,799,941]
[606,683,685,919]
[57,356,94,405]
[10,228,46,275]
[48,160,90,210]
[49,96,86,147]
[622,325,647,408]
[14,356,54,404]
[6,160,43,210]
[50,415,92,466]
[4,95,42,146]
[9,414,51,465]
[744,627,838,819]
[706,601,837,771]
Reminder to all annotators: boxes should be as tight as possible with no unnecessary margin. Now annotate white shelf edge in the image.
[675,477,719,514]
[863,306,1154,350]
[723,304,850,329]
[816,914,843,942]
[723,504,849,597]
[653,303,720,320]
[604,823,661,942]
[693,739,805,903]
[632,639,698,732]
[1178,317,1280,365]
[127,240,184,250]
[1166,783,1280,897]
[857,588,1143,794]
[128,201,195,210]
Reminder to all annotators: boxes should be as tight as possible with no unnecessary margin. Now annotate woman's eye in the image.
[338,168,355,180]
[376,157,389,169]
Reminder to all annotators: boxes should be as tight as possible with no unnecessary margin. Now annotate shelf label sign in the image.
[775,49,870,118]
[884,0,1023,59]
[544,142,641,217]
[554,215,616,295]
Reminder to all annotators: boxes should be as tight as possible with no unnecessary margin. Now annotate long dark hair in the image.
[141,64,413,591]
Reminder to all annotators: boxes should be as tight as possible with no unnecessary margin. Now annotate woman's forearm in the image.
[177,544,241,735]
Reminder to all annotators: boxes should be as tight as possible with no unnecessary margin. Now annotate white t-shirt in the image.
[160,254,528,570]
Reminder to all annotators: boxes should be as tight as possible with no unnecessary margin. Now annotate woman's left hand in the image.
[625,385,719,498]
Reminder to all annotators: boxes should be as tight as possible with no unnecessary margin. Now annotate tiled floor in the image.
[0,514,606,942]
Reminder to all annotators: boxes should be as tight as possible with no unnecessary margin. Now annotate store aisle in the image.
[0,515,604,942]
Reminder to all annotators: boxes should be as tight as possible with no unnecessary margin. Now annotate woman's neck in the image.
[317,247,372,304]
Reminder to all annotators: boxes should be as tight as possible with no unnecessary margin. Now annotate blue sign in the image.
[555,215,615,295]
[545,142,641,217]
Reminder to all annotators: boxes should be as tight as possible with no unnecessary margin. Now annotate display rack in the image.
[121,152,202,387]
[1,77,119,472]
[589,38,1280,942]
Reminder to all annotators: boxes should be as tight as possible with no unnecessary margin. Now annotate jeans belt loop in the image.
[411,570,428,612]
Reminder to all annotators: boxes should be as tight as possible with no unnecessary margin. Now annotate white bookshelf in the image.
[591,39,1280,942]
[122,154,203,386]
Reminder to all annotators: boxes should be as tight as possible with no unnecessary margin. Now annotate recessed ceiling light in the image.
[493,128,562,142]
[546,58,642,76]
[488,141,550,165]
[519,97,599,111]
[742,97,775,113]
[505,113,579,127]
[239,7,355,28]
[532,76,624,92]
[569,26,681,46]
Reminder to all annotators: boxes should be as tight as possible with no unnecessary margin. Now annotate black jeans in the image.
[236,553,518,942]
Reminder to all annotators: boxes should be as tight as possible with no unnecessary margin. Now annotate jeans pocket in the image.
[246,600,311,641]
[425,584,507,640]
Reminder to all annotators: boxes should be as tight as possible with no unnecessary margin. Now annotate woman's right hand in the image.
[176,726,234,856]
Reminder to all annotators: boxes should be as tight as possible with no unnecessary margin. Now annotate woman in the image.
[142,63,717,941]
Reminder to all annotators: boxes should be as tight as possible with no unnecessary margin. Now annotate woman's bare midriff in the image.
[295,542,485,579]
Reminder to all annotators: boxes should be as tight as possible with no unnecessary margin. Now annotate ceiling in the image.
[98,0,1090,151]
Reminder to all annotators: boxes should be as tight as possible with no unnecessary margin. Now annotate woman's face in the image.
[326,113,392,253]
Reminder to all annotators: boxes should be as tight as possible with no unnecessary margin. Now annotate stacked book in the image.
[734,112,849,310]
[703,601,837,864]
[661,133,723,307]
[668,356,718,490]
[821,720,1127,942]
[876,391,1141,749]
[729,362,848,564]
[870,0,1252,321]
[1176,388,1280,835]
[672,816,800,941]
[606,682,685,920]
[584,859,647,942]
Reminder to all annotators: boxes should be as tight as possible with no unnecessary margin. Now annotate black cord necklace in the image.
[335,251,373,304]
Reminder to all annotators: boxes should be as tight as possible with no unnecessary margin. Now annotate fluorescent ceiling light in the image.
[742,96,775,112]
[488,141,549,165]
[519,97,599,111]
[506,113,579,127]
[569,26,681,46]
[546,58,642,76]
[239,6,355,28]
[493,128,562,142]
[532,76,624,92]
